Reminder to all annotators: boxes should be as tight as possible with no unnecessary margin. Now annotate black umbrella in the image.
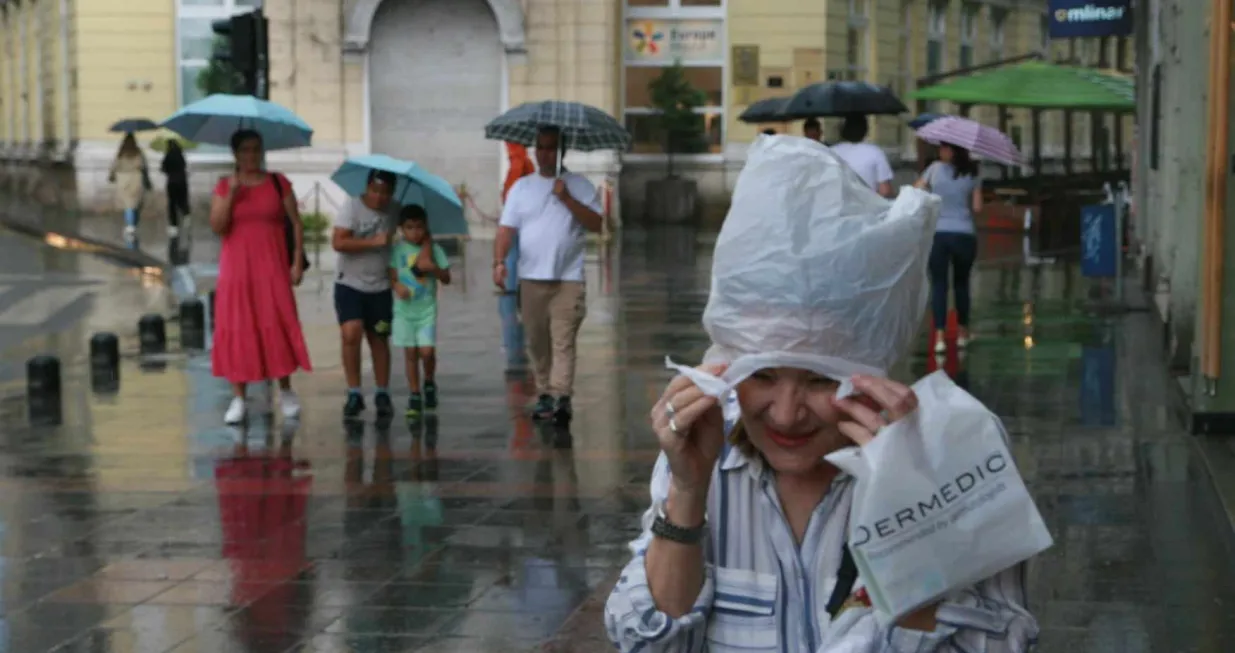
[780,82,908,120]
[109,118,159,133]
[738,97,791,124]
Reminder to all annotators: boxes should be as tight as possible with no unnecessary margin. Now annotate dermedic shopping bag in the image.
[825,371,1053,622]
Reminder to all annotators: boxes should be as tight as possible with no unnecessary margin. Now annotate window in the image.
[989,8,1006,62]
[927,1,946,76]
[624,0,725,155]
[846,0,868,81]
[176,0,258,108]
[959,3,977,69]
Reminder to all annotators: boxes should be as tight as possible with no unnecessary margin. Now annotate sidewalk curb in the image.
[0,209,167,270]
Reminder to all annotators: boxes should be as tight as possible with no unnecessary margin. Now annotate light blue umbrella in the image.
[330,154,467,237]
[160,94,313,151]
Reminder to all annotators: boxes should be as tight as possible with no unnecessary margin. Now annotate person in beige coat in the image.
[109,133,150,240]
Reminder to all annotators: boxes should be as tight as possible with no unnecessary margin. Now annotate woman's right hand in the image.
[226,175,241,200]
[650,363,729,498]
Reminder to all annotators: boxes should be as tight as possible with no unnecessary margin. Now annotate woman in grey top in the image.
[914,144,982,355]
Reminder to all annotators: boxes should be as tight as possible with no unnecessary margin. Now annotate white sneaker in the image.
[280,389,301,419]
[934,332,947,355]
[167,225,180,238]
[123,225,137,240]
[224,397,246,424]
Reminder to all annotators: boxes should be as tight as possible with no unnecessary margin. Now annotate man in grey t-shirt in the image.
[332,169,397,419]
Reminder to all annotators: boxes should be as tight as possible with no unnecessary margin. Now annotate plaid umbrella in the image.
[914,116,1022,167]
[485,101,631,153]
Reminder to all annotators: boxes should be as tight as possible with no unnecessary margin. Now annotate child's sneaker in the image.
[424,381,438,410]
[407,392,424,418]
[531,394,555,420]
[375,391,395,418]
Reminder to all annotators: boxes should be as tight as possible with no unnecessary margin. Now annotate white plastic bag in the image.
[825,371,1054,623]
[666,135,940,401]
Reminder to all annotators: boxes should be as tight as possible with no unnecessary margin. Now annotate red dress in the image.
[211,174,312,383]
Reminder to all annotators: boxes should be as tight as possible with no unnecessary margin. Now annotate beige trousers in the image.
[519,280,586,397]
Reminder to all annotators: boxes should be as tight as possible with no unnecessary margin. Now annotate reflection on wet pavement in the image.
[0,227,1231,652]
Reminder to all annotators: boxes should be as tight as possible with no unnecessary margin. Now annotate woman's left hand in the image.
[290,262,304,287]
[830,374,918,446]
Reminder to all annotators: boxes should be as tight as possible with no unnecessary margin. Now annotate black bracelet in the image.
[652,514,706,545]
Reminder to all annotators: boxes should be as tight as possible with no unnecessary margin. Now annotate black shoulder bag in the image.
[824,545,860,618]
[272,174,311,272]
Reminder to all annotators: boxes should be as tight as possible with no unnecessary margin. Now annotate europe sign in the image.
[1047,0,1134,38]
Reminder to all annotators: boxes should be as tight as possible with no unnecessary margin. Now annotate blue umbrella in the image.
[330,155,467,237]
[908,113,949,130]
[160,94,313,151]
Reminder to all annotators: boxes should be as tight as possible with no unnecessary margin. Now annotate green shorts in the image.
[393,317,437,348]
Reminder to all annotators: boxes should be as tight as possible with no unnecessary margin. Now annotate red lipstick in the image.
[764,428,812,449]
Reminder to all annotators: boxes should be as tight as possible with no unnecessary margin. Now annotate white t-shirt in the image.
[830,141,894,191]
[499,172,600,282]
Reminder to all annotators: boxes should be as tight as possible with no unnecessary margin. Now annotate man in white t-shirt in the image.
[493,127,605,423]
[829,114,895,198]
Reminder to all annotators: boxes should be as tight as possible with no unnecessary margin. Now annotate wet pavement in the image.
[0,227,171,389]
[0,226,1232,652]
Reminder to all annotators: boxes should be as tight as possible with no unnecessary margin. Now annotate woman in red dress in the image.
[210,129,313,424]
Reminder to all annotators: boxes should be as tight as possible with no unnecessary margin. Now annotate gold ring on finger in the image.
[669,416,679,434]
[665,400,677,419]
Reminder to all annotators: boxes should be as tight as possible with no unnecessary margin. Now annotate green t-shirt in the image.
[389,240,450,320]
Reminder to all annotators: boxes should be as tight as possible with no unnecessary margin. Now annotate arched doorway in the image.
[368,0,503,219]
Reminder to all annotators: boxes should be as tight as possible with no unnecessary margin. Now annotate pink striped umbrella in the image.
[914,116,1023,167]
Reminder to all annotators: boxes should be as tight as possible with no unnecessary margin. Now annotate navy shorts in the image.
[334,284,394,336]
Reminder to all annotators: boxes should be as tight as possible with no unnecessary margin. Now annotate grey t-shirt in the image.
[334,197,394,293]
[923,161,981,235]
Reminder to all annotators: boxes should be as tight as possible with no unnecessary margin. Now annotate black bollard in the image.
[179,299,206,350]
[89,332,120,392]
[207,291,216,334]
[138,314,166,356]
[26,355,62,426]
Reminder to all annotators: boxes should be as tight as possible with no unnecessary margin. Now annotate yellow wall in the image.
[74,0,176,143]
[726,0,829,145]
[510,0,620,114]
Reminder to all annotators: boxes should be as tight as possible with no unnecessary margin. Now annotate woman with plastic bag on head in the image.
[603,135,1039,653]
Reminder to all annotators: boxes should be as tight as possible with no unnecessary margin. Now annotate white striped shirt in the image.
[604,443,1040,652]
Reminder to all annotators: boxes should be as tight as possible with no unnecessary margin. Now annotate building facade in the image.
[0,0,1122,225]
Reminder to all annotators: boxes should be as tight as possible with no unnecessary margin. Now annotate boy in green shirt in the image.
[388,205,451,417]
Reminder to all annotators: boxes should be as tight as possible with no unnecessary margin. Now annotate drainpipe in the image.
[1202,0,1231,394]
[58,0,70,159]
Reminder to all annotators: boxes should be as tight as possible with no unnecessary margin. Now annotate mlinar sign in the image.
[1048,0,1134,38]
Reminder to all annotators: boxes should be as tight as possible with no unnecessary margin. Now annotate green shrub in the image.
[150,134,198,153]
[301,212,330,245]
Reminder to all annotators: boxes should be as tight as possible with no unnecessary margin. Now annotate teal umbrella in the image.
[160,94,313,151]
[330,154,467,237]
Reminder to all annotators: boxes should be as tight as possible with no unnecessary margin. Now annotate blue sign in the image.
[1048,1,1134,38]
[1080,203,1117,278]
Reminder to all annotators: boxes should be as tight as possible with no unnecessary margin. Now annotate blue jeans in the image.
[124,208,139,228]
[929,232,978,330]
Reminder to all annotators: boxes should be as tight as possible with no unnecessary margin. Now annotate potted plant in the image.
[645,61,707,224]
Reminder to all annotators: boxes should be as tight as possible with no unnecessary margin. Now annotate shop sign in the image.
[626,19,724,64]
[1047,0,1133,38]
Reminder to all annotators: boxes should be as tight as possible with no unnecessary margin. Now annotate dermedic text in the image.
[851,452,1009,548]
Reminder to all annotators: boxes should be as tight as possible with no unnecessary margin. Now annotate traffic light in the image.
[210,10,268,97]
